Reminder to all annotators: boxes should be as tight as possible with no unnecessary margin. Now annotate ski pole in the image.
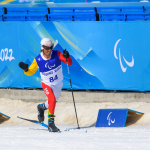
[66,57,80,129]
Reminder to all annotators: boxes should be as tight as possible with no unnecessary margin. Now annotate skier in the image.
[19,38,72,132]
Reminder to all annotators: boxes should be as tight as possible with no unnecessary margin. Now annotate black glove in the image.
[63,49,69,59]
[19,62,28,72]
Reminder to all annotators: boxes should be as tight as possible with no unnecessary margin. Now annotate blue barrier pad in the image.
[0,15,3,21]
[49,7,74,14]
[0,112,10,119]
[49,7,96,21]
[7,8,26,14]
[27,7,48,14]
[0,6,150,21]
[97,6,149,21]
[73,13,96,21]
[3,14,25,21]
[126,15,146,21]
[97,6,144,14]
[0,7,4,15]
[3,14,47,21]
[95,109,144,127]
[49,7,95,14]
[73,7,95,13]
[6,7,48,15]
[48,13,96,21]
[99,15,126,21]
[26,14,47,21]
[0,112,10,123]
[99,14,149,21]
[48,13,73,21]
[143,6,150,13]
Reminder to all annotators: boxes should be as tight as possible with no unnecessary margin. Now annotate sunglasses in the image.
[43,45,53,50]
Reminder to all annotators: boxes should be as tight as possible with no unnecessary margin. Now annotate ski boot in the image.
[37,103,47,123]
[48,115,60,132]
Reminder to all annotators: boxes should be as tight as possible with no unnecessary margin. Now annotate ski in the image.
[17,116,48,128]
[17,116,61,133]
[17,116,93,132]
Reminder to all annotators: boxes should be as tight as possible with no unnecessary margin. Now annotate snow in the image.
[1,126,150,150]
[1,98,150,149]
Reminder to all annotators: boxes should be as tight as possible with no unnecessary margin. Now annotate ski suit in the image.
[24,50,72,116]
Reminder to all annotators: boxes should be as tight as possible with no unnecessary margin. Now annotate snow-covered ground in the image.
[1,98,150,150]
[1,125,150,150]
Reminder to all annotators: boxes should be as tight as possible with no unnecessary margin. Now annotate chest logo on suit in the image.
[45,62,56,69]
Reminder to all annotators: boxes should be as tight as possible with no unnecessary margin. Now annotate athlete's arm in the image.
[57,50,72,65]
[24,58,39,76]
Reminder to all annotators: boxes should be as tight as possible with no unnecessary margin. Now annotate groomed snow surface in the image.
[0,98,150,150]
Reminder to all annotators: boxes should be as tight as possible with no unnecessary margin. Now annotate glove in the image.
[19,62,28,72]
[63,49,69,59]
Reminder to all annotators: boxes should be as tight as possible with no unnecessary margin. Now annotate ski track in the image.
[0,98,150,149]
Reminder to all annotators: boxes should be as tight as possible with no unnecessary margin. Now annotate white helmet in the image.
[40,38,54,49]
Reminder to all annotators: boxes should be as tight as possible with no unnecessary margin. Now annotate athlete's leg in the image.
[37,103,47,123]
[44,100,48,109]
[50,81,63,102]
[42,82,56,115]
[37,82,56,123]
[42,82,61,132]
[43,81,63,112]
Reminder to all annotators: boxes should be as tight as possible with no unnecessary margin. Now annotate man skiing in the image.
[19,38,72,132]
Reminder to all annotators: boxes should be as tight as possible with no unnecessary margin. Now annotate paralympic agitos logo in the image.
[114,39,134,73]
[45,62,55,69]
[107,112,115,126]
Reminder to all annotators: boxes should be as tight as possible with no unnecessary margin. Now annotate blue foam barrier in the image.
[3,14,47,21]
[0,112,10,123]
[95,109,144,127]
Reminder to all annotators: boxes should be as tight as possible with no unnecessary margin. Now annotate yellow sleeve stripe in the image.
[24,58,39,76]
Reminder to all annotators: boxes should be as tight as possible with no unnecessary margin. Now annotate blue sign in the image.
[96,109,128,127]
[95,109,144,127]
[0,21,150,91]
